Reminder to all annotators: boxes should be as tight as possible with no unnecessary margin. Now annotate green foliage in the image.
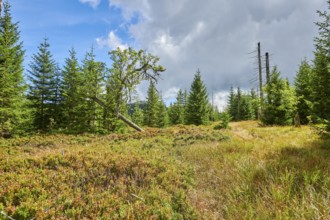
[214,112,231,130]
[0,1,26,135]
[0,131,201,219]
[105,47,165,131]
[250,88,260,120]
[262,67,297,125]
[60,48,85,132]
[144,81,160,127]
[157,99,169,128]
[294,59,314,124]
[169,89,185,125]
[185,70,210,125]
[131,101,144,126]
[209,105,220,122]
[27,38,59,132]
[313,3,330,130]
[80,47,105,133]
[227,87,258,121]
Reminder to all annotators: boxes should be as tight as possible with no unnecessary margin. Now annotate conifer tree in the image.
[169,89,185,124]
[262,67,297,125]
[234,87,242,121]
[240,95,254,120]
[186,70,209,125]
[0,1,26,135]
[144,81,159,127]
[294,59,314,124]
[131,101,144,126]
[28,38,58,132]
[168,103,175,125]
[227,86,236,120]
[60,48,84,131]
[81,48,105,132]
[250,88,259,120]
[157,98,169,128]
[313,3,330,128]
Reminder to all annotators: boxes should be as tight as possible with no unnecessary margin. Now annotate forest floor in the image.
[0,121,329,219]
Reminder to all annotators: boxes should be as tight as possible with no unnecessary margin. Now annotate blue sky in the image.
[6,0,328,108]
[10,0,132,67]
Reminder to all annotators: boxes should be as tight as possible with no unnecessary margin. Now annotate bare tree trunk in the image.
[265,52,270,84]
[257,42,263,100]
[0,0,2,20]
[92,96,145,132]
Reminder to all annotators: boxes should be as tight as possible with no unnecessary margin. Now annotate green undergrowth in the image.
[1,122,329,219]
[0,128,213,219]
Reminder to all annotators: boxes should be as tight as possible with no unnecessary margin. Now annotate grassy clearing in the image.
[0,122,329,219]
[183,121,330,219]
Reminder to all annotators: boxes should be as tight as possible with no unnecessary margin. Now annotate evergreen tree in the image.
[262,67,297,125]
[0,1,26,135]
[209,104,220,122]
[157,98,169,128]
[240,95,254,120]
[250,88,259,120]
[60,48,84,131]
[169,89,185,124]
[27,38,58,132]
[294,59,314,124]
[131,100,144,126]
[227,86,236,120]
[81,48,105,132]
[234,87,242,121]
[144,81,159,127]
[227,87,257,121]
[313,3,330,128]
[168,103,175,125]
[186,70,209,125]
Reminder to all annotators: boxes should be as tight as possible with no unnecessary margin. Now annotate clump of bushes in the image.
[214,112,231,130]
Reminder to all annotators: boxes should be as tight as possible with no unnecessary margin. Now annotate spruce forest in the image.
[0,1,329,219]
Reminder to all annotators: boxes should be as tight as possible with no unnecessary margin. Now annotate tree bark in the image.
[0,0,2,20]
[91,96,145,132]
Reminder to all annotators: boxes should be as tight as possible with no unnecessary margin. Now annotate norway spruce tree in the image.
[294,59,314,124]
[262,67,297,125]
[0,1,26,135]
[81,48,105,132]
[313,2,330,128]
[131,101,144,126]
[250,88,259,120]
[28,38,58,132]
[186,70,209,125]
[227,86,236,119]
[169,89,185,124]
[144,81,159,127]
[157,98,169,128]
[60,48,84,131]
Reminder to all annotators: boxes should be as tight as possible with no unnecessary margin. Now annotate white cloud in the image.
[163,87,180,101]
[79,0,101,8]
[213,91,229,112]
[107,0,327,103]
[96,31,128,50]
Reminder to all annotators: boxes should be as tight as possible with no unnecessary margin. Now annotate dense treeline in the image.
[1,0,330,137]
[0,1,218,137]
[226,2,330,130]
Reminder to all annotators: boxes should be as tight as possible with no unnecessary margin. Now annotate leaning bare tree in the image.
[0,0,2,20]
[95,47,165,132]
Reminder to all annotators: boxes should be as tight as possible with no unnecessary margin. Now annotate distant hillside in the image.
[127,101,148,115]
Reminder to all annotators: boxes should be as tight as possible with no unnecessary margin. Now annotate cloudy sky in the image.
[8,0,327,109]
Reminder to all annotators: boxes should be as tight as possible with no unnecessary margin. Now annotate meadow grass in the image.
[0,121,329,219]
[182,121,330,219]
